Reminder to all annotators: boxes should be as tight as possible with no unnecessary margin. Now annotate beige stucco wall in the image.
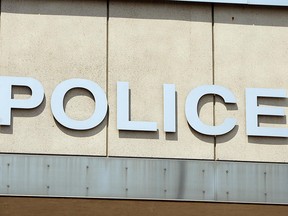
[0,0,288,162]
[214,5,288,162]
[0,0,108,155]
[107,1,214,159]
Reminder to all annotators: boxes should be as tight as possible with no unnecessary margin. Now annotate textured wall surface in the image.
[108,1,213,159]
[214,5,288,162]
[0,0,108,155]
[0,0,288,162]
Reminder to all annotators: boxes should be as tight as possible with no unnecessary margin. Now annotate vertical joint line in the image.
[105,0,109,157]
[212,4,216,161]
[212,3,215,85]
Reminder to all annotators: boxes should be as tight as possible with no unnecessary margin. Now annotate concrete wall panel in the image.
[3,0,287,162]
[108,1,214,159]
[0,0,108,155]
[214,5,288,162]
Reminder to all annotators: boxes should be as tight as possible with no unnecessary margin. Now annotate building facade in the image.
[0,0,288,215]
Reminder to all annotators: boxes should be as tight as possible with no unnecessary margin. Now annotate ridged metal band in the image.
[1,154,288,204]
[173,0,288,7]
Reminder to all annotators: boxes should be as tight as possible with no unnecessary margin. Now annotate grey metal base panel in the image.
[0,154,288,204]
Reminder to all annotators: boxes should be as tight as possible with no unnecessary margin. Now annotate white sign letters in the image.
[0,76,287,138]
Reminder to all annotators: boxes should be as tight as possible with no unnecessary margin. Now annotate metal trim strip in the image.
[0,154,288,204]
[172,0,288,7]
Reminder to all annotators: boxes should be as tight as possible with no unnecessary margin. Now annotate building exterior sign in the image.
[0,76,287,137]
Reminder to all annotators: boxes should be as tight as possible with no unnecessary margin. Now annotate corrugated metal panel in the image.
[173,0,288,6]
[0,154,288,204]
